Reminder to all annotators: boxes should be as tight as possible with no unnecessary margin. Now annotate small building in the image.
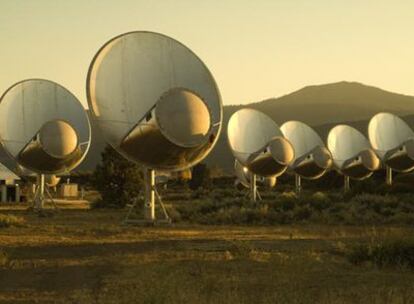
[59,183,79,198]
[0,163,21,203]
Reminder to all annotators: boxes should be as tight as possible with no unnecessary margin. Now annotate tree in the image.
[92,145,143,208]
[189,163,211,190]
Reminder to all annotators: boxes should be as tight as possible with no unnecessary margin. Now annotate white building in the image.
[0,162,21,203]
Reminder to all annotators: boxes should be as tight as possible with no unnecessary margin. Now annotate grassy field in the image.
[0,208,413,303]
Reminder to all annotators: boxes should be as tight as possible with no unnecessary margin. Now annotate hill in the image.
[77,81,414,174]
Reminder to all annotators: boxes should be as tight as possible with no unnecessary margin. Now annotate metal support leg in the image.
[256,189,262,201]
[44,186,58,210]
[344,176,350,192]
[250,173,257,201]
[386,166,393,186]
[29,184,40,209]
[34,174,45,210]
[124,169,171,225]
[144,169,155,221]
[295,174,302,194]
[154,187,171,223]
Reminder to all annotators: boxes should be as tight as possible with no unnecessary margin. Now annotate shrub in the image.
[92,145,143,208]
[292,205,312,222]
[0,250,8,267]
[188,163,211,190]
[347,238,414,269]
[276,191,297,211]
[310,191,332,211]
[0,214,25,228]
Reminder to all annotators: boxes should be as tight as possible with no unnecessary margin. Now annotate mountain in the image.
[77,81,414,174]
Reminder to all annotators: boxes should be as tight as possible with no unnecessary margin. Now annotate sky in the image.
[0,0,413,107]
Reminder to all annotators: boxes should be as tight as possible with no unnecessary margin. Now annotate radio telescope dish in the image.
[0,79,91,209]
[368,113,414,184]
[281,121,332,193]
[228,109,293,200]
[87,31,222,224]
[327,124,380,190]
[234,159,276,193]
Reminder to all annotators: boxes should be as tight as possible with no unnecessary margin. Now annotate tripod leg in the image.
[154,187,170,221]
[45,186,59,211]
[256,189,262,201]
[30,185,40,210]
[143,169,155,222]
[250,173,257,201]
[124,197,139,223]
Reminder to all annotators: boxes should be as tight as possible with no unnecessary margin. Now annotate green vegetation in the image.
[0,214,25,228]
[89,151,414,226]
[347,237,414,269]
[92,145,143,208]
[0,250,8,267]
[166,188,414,225]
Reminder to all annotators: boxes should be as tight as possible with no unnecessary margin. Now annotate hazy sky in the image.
[1,0,413,106]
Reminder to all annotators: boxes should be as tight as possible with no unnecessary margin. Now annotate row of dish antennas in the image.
[228,109,414,201]
[0,31,223,224]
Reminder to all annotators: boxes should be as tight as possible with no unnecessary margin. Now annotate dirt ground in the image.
[0,208,413,303]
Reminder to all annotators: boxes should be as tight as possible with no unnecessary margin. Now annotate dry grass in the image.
[0,209,413,303]
[0,214,25,228]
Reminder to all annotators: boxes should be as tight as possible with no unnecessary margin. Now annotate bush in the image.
[0,214,25,228]
[347,238,414,269]
[189,163,211,190]
[309,191,332,211]
[0,250,8,267]
[165,182,414,226]
[292,205,312,222]
[276,191,297,211]
[92,145,143,208]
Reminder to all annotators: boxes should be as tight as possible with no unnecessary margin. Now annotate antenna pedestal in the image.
[249,172,257,201]
[124,169,171,226]
[295,174,302,194]
[344,176,350,192]
[30,174,58,214]
[386,166,393,186]
[144,169,156,221]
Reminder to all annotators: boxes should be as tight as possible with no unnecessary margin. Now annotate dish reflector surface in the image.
[0,79,91,174]
[87,31,222,170]
[227,108,283,165]
[368,112,414,172]
[281,121,324,160]
[327,124,379,179]
[368,112,414,159]
[281,121,331,179]
[327,125,371,169]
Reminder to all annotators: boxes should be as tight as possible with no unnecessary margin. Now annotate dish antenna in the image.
[368,112,414,185]
[227,108,294,200]
[0,79,91,210]
[87,31,222,224]
[327,124,380,191]
[234,159,276,198]
[281,121,332,193]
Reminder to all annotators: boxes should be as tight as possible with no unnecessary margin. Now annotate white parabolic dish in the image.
[368,112,414,172]
[0,79,91,174]
[328,125,370,168]
[87,31,222,171]
[227,108,283,165]
[327,124,379,179]
[281,121,324,159]
[281,120,332,179]
[227,108,294,177]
